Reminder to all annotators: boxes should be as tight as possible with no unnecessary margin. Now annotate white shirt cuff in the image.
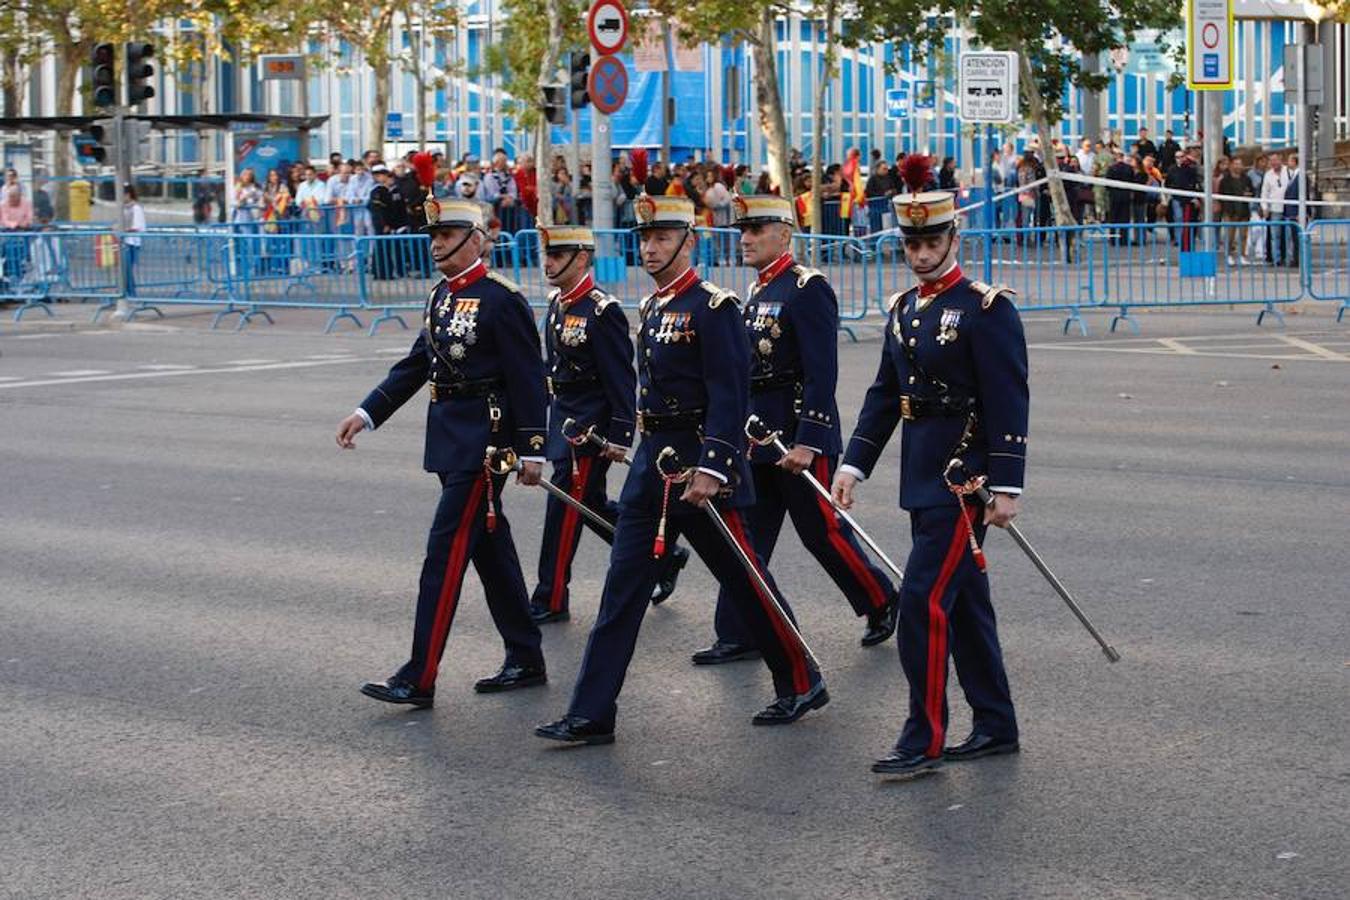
[987,486,1022,496]
[839,464,866,482]
[696,467,728,483]
[355,408,374,430]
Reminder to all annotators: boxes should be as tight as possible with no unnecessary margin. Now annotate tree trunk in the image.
[1016,44,1075,226]
[370,60,391,156]
[2,47,20,118]
[752,8,792,199]
[808,5,837,259]
[532,0,565,228]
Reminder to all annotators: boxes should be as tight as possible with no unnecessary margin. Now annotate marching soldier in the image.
[832,157,1028,778]
[690,195,899,667]
[336,198,549,708]
[535,194,828,746]
[529,225,689,624]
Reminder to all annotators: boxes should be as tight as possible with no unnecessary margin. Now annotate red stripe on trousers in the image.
[724,509,811,694]
[548,456,591,612]
[811,456,888,610]
[418,477,487,691]
[923,513,971,757]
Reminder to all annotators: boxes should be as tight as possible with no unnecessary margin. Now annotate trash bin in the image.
[69,179,92,221]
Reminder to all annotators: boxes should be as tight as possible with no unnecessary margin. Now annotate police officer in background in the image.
[336,197,549,708]
[535,194,828,746]
[833,157,1028,779]
[690,195,898,667]
[528,225,689,625]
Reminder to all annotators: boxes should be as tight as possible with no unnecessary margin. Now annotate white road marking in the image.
[1275,335,1349,361]
[0,355,386,391]
[223,359,278,365]
[0,376,23,383]
[137,363,197,371]
[304,353,356,360]
[47,369,113,377]
[375,347,411,355]
[1157,338,1196,354]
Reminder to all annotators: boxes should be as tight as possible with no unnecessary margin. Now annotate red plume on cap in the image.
[630,148,649,185]
[898,153,932,193]
[410,151,438,188]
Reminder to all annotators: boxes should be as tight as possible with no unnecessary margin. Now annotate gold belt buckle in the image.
[429,383,440,402]
[636,411,647,434]
[900,396,914,421]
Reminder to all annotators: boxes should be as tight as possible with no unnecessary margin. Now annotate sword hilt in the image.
[744,414,782,448]
[655,446,691,482]
[483,445,520,476]
[560,416,594,448]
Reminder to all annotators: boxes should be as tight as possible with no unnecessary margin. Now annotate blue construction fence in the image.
[3,219,1347,334]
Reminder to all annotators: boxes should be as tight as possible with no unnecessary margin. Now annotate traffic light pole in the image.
[113,107,131,320]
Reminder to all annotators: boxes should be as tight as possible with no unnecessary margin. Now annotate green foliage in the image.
[847,0,1182,125]
[479,0,585,131]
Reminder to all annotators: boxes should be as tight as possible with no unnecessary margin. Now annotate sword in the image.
[656,446,821,670]
[945,460,1121,664]
[564,417,633,466]
[484,446,615,536]
[744,415,904,582]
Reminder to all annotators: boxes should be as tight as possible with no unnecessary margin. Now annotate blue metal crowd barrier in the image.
[0,229,121,320]
[6,220,1338,338]
[1304,220,1350,322]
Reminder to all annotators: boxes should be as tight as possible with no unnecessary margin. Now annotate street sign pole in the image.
[593,111,613,233]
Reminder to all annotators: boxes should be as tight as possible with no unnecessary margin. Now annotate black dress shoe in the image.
[860,599,899,647]
[529,606,571,624]
[751,681,830,726]
[651,545,690,605]
[943,733,1020,761]
[360,677,434,708]
[534,715,615,745]
[690,640,762,666]
[871,750,943,778]
[474,664,548,693]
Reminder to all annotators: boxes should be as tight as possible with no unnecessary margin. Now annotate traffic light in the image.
[569,51,590,110]
[75,122,109,164]
[91,43,117,108]
[542,85,567,126]
[125,41,155,106]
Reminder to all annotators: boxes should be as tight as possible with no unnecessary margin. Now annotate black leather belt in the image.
[429,377,503,402]
[899,394,976,420]
[750,371,803,394]
[638,409,705,433]
[548,375,599,396]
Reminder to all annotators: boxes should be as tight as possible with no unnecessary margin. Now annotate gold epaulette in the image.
[792,264,826,288]
[591,289,620,312]
[968,279,1017,311]
[487,270,523,294]
[702,281,740,309]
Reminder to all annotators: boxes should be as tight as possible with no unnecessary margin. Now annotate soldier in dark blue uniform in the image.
[535,194,828,745]
[528,225,689,624]
[336,198,549,708]
[832,161,1029,778]
[691,195,899,666]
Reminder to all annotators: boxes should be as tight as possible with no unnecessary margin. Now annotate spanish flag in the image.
[840,148,865,220]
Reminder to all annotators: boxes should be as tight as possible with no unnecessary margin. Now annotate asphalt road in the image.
[1,305,1347,899]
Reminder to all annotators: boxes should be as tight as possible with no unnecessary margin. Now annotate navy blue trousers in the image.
[894,503,1017,757]
[530,456,619,614]
[394,471,544,693]
[714,456,897,644]
[568,501,820,730]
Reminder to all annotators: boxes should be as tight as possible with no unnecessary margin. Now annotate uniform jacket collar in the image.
[558,272,595,307]
[756,253,795,286]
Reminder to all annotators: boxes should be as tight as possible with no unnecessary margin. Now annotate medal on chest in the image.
[652,310,693,344]
[441,298,480,340]
[750,302,781,333]
[560,313,588,347]
[936,307,962,345]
